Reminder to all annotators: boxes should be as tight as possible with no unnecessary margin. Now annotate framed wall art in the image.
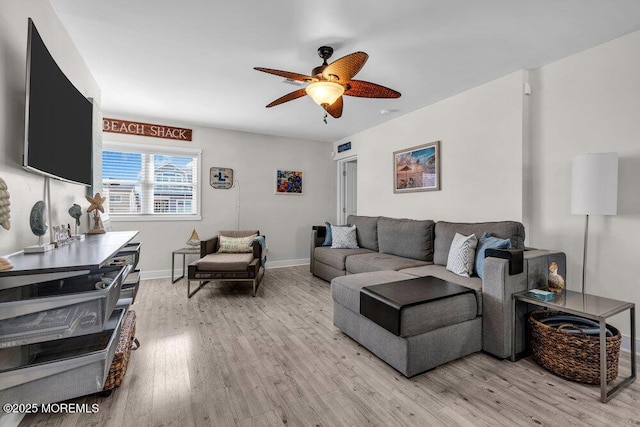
[393,140,440,193]
[275,169,303,195]
[210,167,234,189]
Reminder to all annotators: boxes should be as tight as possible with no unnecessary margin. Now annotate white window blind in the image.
[102,142,201,219]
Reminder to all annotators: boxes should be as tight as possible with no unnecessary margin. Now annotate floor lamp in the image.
[571,153,618,294]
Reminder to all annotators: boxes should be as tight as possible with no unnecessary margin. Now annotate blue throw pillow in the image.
[475,232,511,279]
[322,222,351,246]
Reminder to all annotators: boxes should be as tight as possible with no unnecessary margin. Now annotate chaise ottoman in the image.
[331,271,482,377]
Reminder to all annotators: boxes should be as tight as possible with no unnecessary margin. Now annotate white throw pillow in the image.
[446,233,478,277]
[218,234,258,253]
[330,225,359,249]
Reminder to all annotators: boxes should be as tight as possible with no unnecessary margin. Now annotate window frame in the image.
[102,141,202,222]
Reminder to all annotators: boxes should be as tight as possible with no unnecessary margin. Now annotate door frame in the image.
[337,155,357,224]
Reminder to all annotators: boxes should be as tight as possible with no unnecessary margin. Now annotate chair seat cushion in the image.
[196,253,254,271]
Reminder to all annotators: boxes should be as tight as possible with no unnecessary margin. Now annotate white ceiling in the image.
[50,0,640,143]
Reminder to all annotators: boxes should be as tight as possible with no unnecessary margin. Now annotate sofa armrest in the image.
[484,248,523,275]
[482,249,567,359]
[310,226,326,274]
[199,236,219,257]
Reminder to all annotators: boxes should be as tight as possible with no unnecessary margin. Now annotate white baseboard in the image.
[266,258,309,269]
[140,259,310,280]
[621,334,640,355]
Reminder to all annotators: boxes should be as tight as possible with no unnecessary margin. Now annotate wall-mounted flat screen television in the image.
[23,18,93,187]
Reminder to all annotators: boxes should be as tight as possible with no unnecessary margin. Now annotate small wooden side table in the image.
[171,247,200,283]
[511,289,636,403]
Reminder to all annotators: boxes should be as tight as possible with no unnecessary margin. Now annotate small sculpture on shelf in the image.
[186,228,200,247]
[548,261,565,294]
[24,200,55,253]
[86,193,107,234]
[0,177,10,231]
[0,177,12,270]
[68,203,83,238]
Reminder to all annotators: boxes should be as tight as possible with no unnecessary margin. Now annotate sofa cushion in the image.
[332,272,478,337]
[322,221,351,246]
[346,252,430,274]
[330,225,359,249]
[445,233,478,277]
[331,270,414,313]
[377,217,435,261]
[347,215,379,251]
[434,221,525,266]
[196,253,254,271]
[399,264,482,314]
[314,246,374,270]
[475,232,512,279]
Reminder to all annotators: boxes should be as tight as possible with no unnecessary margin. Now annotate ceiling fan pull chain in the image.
[323,111,328,124]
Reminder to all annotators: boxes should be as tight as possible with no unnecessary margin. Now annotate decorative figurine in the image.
[68,203,82,236]
[548,261,565,293]
[186,228,200,247]
[29,200,48,239]
[24,200,55,253]
[86,193,107,234]
[0,177,10,231]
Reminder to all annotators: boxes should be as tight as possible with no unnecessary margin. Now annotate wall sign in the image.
[103,118,193,141]
[210,167,234,189]
[338,141,351,153]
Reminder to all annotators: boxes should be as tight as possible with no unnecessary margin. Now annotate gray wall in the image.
[0,0,100,256]
[104,116,336,277]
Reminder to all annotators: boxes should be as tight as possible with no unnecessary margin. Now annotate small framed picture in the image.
[210,167,234,189]
[275,169,303,195]
[393,141,441,193]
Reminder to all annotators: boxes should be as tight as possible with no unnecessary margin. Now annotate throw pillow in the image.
[474,232,512,279]
[218,234,258,253]
[330,225,359,249]
[446,233,478,277]
[322,221,351,246]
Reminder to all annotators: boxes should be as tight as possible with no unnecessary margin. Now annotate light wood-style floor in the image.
[21,266,639,426]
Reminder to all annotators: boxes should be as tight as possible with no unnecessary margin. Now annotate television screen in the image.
[23,18,93,187]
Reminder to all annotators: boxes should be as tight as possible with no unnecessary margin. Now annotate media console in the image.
[0,231,140,406]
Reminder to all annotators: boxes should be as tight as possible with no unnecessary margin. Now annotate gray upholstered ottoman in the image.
[331,271,482,377]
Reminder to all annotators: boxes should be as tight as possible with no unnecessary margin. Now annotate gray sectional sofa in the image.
[310,215,565,376]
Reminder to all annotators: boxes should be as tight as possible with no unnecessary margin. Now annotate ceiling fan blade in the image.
[325,96,343,118]
[265,88,308,108]
[254,67,315,82]
[322,52,368,82]
[344,80,401,98]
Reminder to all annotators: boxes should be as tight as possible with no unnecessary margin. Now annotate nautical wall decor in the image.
[0,177,10,231]
[210,167,234,189]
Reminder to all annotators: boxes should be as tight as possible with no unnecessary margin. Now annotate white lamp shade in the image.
[305,81,344,106]
[571,152,618,215]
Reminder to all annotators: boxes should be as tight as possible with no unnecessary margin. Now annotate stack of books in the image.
[527,288,556,301]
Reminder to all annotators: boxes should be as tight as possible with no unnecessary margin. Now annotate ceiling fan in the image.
[254,46,401,121]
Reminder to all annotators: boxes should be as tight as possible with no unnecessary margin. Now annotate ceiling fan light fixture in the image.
[305,81,344,106]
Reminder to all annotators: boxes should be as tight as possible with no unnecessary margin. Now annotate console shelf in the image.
[0,231,139,405]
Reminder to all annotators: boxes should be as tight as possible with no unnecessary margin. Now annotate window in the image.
[102,142,201,220]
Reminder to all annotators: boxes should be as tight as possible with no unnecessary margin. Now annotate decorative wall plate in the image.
[210,167,234,189]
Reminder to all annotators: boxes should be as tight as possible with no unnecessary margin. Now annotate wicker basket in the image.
[103,310,139,390]
[528,310,621,384]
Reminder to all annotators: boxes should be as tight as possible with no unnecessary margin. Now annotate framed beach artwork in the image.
[393,141,440,193]
[275,169,303,195]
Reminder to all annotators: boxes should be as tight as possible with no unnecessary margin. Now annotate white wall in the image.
[104,117,335,276]
[0,0,100,256]
[333,70,526,223]
[528,31,640,337]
